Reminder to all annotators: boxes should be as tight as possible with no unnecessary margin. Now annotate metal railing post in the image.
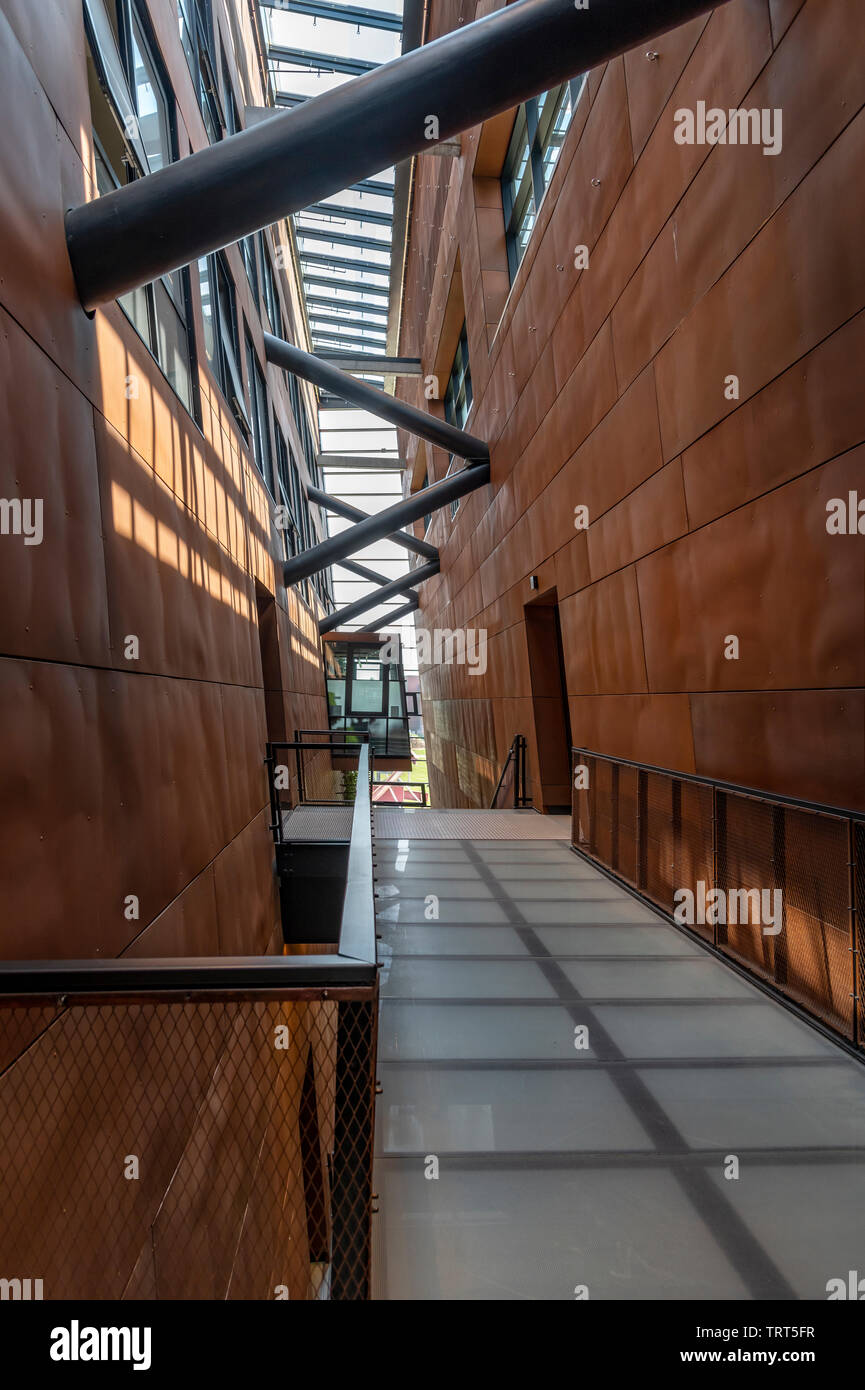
[849,817,859,1050]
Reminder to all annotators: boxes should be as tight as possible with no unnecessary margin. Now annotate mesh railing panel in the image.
[716,791,777,976]
[572,753,594,850]
[643,770,675,912]
[571,750,861,1048]
[0,989,377,1300]
[613,763,639,888]
[856,820,865,1046]
[675,780,715,942]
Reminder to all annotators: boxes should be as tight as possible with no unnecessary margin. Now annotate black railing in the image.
[490,734,531,809]
[0,745,379,1300]
[371,780,429,806]
[266,733,373,823]
[571,746,864,1051]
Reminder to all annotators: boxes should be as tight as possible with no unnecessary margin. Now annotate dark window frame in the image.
[259,232,284,339]
[198,250,249,435]
[244,327,274,489]
[501,77,586,281]
[85,0,200,422]
[443,322,473,520]
[178,0,223,143]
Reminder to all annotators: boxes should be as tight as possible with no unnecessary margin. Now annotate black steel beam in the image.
[308,483,438,560]
[290,463,489,583]
[66,0,728,309]
[268,45,378,76]
[319,561,439,633]
[0,955,376,992]
[316,353,421,375]
[305,294,389,318]
[300,251,389,277]
[260,0,403,32]
[317,453,406,467]
[305,202,393,225]
[265,333,489,461]
[308,311,388,335]
[349,177,396,196]
[304,273,389,298]
[296,228,391,253]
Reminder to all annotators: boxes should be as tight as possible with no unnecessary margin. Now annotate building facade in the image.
[0,0,335,960]
[399,0,865,814]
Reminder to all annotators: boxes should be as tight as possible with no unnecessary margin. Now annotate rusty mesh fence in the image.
[573,748,862,1048]
[0,987,377,1300]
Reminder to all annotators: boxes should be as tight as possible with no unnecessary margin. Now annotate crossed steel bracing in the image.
[65,0,728,633]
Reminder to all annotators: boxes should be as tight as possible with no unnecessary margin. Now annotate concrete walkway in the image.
[371,817,865,1300]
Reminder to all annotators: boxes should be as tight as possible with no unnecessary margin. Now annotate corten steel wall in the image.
[398,0,865,812]
[0,0,330,959]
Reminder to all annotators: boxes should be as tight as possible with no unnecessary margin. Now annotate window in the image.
[417,470,432,535]
[259,235,283,339]
[444,323,473,520]
[241,235,260,305]
[274,425,300,562]
[84,0,197,418]
[178,0,222,142]
[221,54,240,135]
[501,77,586,280]
[245,331,273,486]
[198,252,248,433]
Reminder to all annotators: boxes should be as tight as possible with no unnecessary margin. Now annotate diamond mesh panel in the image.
[572,753,595,851]
[673,779,715,942]
[642,770,675,911]
[0,990,377,1300]
[591,757,614,865]
[569,752,857,1045]
[613,763,639,888]
[717,793,852,1038]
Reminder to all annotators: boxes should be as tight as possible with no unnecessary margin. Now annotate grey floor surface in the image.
[371,826,865,1301]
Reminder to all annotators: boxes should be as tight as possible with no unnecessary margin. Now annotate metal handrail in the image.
[570,745,864,1052]
[571,745,865,823]
[490,734,530,809]
[267,734,373,815]
[372,781,428,806]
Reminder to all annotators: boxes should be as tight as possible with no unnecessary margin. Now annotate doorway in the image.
[524,589,572,813]
[255,581,286,745]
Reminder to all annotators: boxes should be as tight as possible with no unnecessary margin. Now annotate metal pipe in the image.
[293,462,488,583]
[265,334,489,462]
[66,0,725,309]
[308,484,438,561]
[320,561,439,633]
